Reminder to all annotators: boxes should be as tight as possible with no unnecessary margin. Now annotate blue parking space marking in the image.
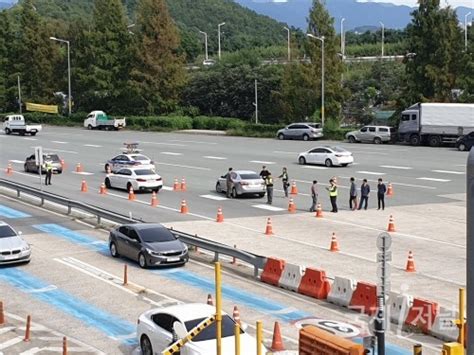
[0,204,31,218]
[33,224,108,254]
[0,268,136,345]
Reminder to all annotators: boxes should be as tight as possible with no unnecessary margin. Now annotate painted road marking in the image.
[155,162,211,171]
[432,170,465,175]
[200,194,228,201]
[51,141,68,144]
[273,151,298,155]
[338,176,436,190]
[141,141,186,147]
[0,337,23,350]
[169,139,217,145]
[161,186,173,191]
[22,137,37,141]
[203,156,227,160]
[0,268,136,345]
[84,144,102,148]
[301,165,328,170]
[249,160,276,165]
[356,171,386,175]
[417,177,451,182]
[161,152,183,156]
[71,171,94,176]
[0,205,31,218]
[380,165,413,170]
[30,146,78,154]
[8,160,24,164]
[252,204,285,212]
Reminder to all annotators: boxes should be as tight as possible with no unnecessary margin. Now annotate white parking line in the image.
[8,160,24,164]
[22,137,37,141]
[30,146,78,154]
[301,165,328,170]
[161,186,173,191]
[203,156,227,160]
[155,162,211,171]
[161,152,183,156]
[51,141,68,144]
[252,204,285,211]
[141,142,186,147]
[84,144,102,148]
[380,165,413,170]
[356,171,386,175]
[431,170,465,175]
[273,151,298,155]
[417,177,451,182]
[71,171,94,176]
[249,160,276,165]
[0,337,23,350]
[200,194,229,201]
[169,139,217,145]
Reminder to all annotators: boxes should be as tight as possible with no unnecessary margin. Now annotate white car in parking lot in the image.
[298,146,354,167]
[0,221,31,265]
[137,303,265,355]
[104,167,163,192]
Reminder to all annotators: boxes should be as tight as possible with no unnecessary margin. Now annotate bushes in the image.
[227,123,280,138]
[127,116,193,131]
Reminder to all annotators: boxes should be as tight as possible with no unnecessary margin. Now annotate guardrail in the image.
[0,178,267,277]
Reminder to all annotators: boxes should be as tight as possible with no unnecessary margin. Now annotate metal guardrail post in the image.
[214,252,219,262]
[17,189,20,198]
[468,150,474,355]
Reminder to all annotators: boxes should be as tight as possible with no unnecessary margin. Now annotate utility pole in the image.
[379,22,385,58]
[199,31,209,61]
[253,79,258,124]
[17,76,22,114]
[340,18,346,60]
[50,37,72,116]
[307,34,325,128]
[284,27,290,62]
[465,12,472,52]
[467,150,474,354]
[218,22,225,60]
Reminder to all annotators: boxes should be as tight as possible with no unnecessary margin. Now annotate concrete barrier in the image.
[349,282,377,315]
[279,263,305,292]
[405,297,439,334]
[327,276,357,308]
[260,257,286,286]
[389,292,413,325]
[298,268,331,300]
[430,306,460,342]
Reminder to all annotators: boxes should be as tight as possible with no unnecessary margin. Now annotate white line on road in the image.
[84,144,102,148]
[431,170,465,175]
[71,171,94,176]
[203,156,227,160]
[0,337,23,350]
[350,150,389,156]
[249,160,276,165]
[30,146,78,154]
[161,186,173,191]
[301,165,328,170]
[0,327,15,335]
[380,165,413,170]
[337,176,436,189]
[273,151,298,155]
[252,204,285,211]
[51,141,68,144]
[356,171,386,175]
[161,152,183,156]
[8,160,24,164]
[22,137,37,141]
[169,139,217,145]
[417,177,451,182]
[200,194,229,201]
[141,141,186,147]
[155,162,211,171]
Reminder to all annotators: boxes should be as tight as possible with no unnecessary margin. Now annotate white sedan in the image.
[298,146,354,167]
[137,303,265,355]
[0,221,31,265]
[104,167,163,192]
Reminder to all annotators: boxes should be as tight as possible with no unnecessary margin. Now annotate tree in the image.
[129,0,186,114]
[0,11,9,111]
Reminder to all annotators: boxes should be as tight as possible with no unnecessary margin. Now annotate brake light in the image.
[137,178,146,182]
[240,182,249,186]
[156,178,162,181]
[335,154,342,157]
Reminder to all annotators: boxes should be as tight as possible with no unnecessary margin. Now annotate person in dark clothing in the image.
[349,177,357,210]
[309,180,318,212]
[377,178,387,210]
[278,167,289,197]
[326,179,338,213]
[225,167,233,198]
[265,172,274,204]
[358,179,370,210]
[259,165,270,180]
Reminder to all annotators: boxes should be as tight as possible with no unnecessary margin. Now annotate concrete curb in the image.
[176,129,227,136]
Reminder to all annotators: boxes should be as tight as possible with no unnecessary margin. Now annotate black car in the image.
[456,132,474,151]
[109,223,189,268]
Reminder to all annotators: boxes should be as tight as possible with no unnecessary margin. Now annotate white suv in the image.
[346,126,395,144]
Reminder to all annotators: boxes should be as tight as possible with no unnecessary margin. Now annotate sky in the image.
[357,0,473,7]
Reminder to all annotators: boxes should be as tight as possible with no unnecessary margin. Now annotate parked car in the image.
[137,303,265,355]
[298,146,354,167]
[456,132,474,151]
[277,122,323,141]
[24,153,63,174]
[345,126,396,144]
[109,223,188,268]
[0,221,31,265]
[215,170,265,198]
[3,115,42,136]
[104,153,155,173]
[104,167,163,193]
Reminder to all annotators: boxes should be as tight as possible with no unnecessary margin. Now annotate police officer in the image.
[265,172,274,204]
[326,179,338,213]
[278,167,289,197]
[225,167,233,198]
[44,160,53,185]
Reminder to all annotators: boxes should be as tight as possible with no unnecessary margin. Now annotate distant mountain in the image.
[234,0,473,30]
[0,1,15,9]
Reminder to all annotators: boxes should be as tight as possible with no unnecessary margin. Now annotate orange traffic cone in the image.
[265,217,273,236]
[5,163,13,175]
[216,207,224,223]
[329,233,339,252]
[290,180,298,195]
[99,183,107,195]
[181,177,187,191]
[387,183,393,197]
[271,322,285,352]
[180,200,188,214]
[128,187,136,201]
[288,198,296,213]
[80,179,88,192]
[150,191,158,207]
[173,178,180,191]
[387,215,396,232]
[0,301,5,325]
[315,203,323,218]
[60,159,66,169]
[207,294,214,306]
[405,251,416,272]
[75,163,83,173]
[233,306,241,325]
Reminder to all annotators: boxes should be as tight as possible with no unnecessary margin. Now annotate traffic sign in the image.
[377,251,392,262]
[376,232,392,251]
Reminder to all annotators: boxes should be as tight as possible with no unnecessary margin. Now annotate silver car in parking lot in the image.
[215,170,266,198]
[277,122,323,141]
[0,221,31,265]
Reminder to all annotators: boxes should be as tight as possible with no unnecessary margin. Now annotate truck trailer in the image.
[398,103,474,146]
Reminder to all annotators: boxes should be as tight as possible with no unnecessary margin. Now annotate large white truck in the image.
[398,103,474,146]
[84,111,126,130]
[3,115,42,136]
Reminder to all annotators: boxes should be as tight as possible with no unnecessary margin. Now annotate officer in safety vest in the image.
[326,178,338,213]
[44,160,53,185]
[265,173,274,205]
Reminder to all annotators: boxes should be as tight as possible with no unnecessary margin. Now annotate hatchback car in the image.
[345,126,395,144]
[105,167,163,192]
[215,170,265,198]
[104,153,155,173]
[277,122,323,141]
[24,153,62,174]
[109,223,188,268]
[298,146,354,167]
[137,303,265,355]
[0,221,31,265]
[456,132,474,151]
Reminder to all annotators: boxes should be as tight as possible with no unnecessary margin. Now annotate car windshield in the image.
[44,154,60,162]
[131,155,149,161]
[134,169,155,176]
[331,147,348,153]
[185,315,242,342]
[138,227,176,243]
[308,124,321,129]
[240,174,260,180]
[0,225,17,238]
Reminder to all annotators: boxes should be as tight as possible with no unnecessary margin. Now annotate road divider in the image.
[327,276,357,308]
[261,257,285,286]
[405,297,439,334]
[349,282,377,315]
[297,268,331,300]
[278,263,304,292]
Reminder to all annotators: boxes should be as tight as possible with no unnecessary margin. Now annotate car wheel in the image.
[325,159,333,167]
[298,156,306,165]
[348,136,356,143]
[138,253,148,269]
[127,182,132,192]
[105,178,111,189]
[31,132,37,136]
[341,163,349,167]
[258,193,265,198]
[374,137,382,144]
[5,128,10,135]
[57,169,63,174]
[410,134,420,146]
[429,135,441,147]
[140,335,153,355]
[232,187,237,198]
[278,133,285,140]
[87,124,93,130]
[459,143,467,151]
[216,182,222,193]
[302,134,310,141]
[110,242,119,257]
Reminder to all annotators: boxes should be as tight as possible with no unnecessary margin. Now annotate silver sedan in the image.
[216,170,266,198]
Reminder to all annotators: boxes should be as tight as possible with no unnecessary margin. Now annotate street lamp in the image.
[379,22,385,58]
[340,18,346,60]
[465,12,472,52]
[50,37,71,116]
[307,33,325,128]
[284,26,290,62]
[218,22,225,60]
[199,30,209,61]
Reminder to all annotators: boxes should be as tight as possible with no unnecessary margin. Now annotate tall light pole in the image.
[50,36,71,116]
[379,22,385,58]
[340,18,346,60]
[465,12,472,52]
[284,26,290,62]
[253,79,258,124]
[307,33,325,128]
[218,22,225,60]
[199,30,209,61]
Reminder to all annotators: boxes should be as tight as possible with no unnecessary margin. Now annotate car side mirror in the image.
[173,321,187,339]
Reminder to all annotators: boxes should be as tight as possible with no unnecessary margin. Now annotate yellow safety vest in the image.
[266,177,273,186]
[329,185,338,197]
[45,162,53,171]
